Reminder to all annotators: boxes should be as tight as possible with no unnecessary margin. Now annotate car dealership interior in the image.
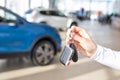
[0,0,120,80]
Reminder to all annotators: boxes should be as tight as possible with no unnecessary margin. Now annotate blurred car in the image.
[98,14,112,24]
[111,14,120,29]
[24,7,78,29]
[0,6,61,65]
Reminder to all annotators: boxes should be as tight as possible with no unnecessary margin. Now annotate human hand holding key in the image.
[59,27,78,66]
[60,26,120,70]
[66,26,97,58]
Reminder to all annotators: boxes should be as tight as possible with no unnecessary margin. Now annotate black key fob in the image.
[59,43,78,66]
[70,43,78,62]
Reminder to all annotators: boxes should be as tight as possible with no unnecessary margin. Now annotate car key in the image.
[59,43,78,66]
[70,43,78,62]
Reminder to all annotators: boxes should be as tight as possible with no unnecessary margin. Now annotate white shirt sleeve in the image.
[91,45,120,70]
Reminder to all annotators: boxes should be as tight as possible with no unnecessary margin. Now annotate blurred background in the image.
[0,0,120,80]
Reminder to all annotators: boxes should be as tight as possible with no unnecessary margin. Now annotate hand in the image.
[66,26,97,58]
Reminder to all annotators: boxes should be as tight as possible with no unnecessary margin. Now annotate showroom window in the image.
[56,0,115,14]
[30,0,49,9]
[0,0,5,7]
[5,0,29,16]
[30,0,42,9]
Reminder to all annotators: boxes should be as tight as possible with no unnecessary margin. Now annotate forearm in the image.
[91,45,120,70]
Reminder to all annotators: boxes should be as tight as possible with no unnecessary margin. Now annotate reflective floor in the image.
[0,20,120,80]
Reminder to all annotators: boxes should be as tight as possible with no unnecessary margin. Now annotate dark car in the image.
[98,14,112,24]
[0,6,61,65]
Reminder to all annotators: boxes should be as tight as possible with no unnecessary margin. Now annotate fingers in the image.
[74,41,86,55]
[66,36,72,44]
[71,32,82,42]
[66,26,97,57]
[66,28,71,37]
[66,26,90,45]
[71,26,85,34]
[67,26,81,38]
[71,26,88,38]
[71,26,80,33]
[66,26,83,44]
[66,29,72,44]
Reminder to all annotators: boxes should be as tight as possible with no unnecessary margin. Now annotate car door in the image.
[0,8,29,53]
[48,10,68,29]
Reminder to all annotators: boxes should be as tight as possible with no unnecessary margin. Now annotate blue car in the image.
[0,6,61,65]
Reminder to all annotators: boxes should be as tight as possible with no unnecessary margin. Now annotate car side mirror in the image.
[16,18,24,25]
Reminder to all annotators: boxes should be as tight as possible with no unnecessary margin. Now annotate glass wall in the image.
[113,0,120,14]
[0,0,49,16]
[0,0,117,16]
[0,0,5,7]
[56,0,115,14]
[5,0,29,16]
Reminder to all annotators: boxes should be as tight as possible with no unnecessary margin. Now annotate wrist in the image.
[88,44,97,58]
[90,45,102,59]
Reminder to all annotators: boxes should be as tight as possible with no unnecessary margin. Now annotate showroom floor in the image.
[0,20,120,80]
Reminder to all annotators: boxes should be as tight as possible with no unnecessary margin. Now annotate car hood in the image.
[27,22,58,33]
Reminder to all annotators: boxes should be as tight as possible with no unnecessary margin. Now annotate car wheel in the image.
[70,22,78,28]
[31,40,56,66]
